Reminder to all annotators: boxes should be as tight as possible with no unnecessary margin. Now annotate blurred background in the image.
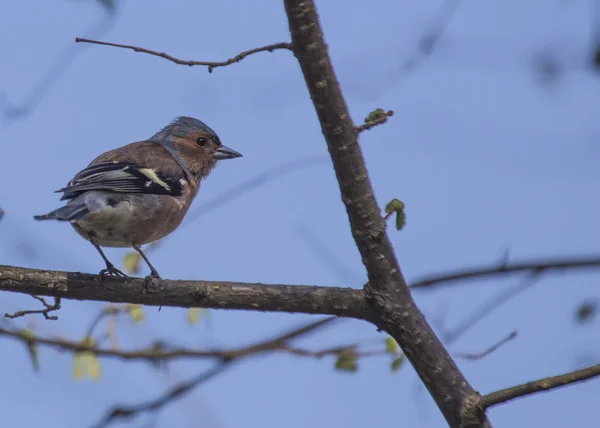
[1,0,599,427]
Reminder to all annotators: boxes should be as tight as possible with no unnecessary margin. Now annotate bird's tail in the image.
[34,204,89,222]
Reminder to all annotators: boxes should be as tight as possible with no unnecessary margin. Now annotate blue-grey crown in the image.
[151,116,220,142]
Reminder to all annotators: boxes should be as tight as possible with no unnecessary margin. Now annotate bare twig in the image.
[355,110,394,133]
[410,255,600,289]
[399,0,462,78]
[0,317,340,363]
[454,331,517,361]
[5,296,61,320]
[93,317,337,427]
[93,362,231,428]
[75,38,292,72]
[442,274,541,343]
[481,363,600,408]
[84,304,125,340]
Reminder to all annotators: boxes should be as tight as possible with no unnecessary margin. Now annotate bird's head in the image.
[151,116,242,179]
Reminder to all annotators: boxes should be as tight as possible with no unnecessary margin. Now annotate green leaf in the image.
[20,329,39,371]
[575,300,597,324]
[395,210,406,231]
[126,304,144,324]
[384,199,404,215]
[364,108,386,123]
[335,350,358,372]
[391,354,405,372]
[385,337,398,355]
[384,199,406,231]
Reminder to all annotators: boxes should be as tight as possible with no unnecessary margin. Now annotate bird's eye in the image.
[196,137,207,147]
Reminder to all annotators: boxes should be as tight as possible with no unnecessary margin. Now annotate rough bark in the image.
[283,1,490,426]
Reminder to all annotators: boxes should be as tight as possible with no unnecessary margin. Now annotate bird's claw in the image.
[99,265,129,279]
[143,271,161,293]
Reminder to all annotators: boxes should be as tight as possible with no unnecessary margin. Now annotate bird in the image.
[34,116,242,280]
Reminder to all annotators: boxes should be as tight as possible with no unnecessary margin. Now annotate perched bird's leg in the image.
[133,245,161,279]
[88,233,129,279]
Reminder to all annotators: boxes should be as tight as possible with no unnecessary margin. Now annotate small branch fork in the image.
[5,296,61,320]
[75,38,292,72]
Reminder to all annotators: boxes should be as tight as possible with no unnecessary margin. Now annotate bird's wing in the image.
[56,161,183,201]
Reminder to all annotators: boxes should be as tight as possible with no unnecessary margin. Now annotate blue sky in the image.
[1,0,599,427]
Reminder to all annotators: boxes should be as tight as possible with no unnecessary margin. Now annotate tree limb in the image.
[282,1,489,427]
[0,265,368,319]
[75,38,292,72]
[410,255,600,290]
[481,363,600,408]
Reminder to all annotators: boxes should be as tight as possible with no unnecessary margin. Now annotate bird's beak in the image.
[212,145,243,160]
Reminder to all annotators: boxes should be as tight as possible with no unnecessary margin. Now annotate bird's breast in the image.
[71,192,191,247]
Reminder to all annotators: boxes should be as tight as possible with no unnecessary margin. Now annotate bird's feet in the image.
[99,263,129,279]
[143,270,161,293]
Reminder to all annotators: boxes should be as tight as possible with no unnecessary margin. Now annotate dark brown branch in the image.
[5,295,61,320]
[410,255,600,289]
[75,38,292,72]
[0,265,367,319]
[481,363,600,408]
[283,1,488,427]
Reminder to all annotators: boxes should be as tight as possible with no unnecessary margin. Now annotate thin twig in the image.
[0,317,341,363]
[84,304,124,339]
[355,110,394,133]
[75,38,292,72]
[410,255,600,289]
[398,0,462,78]
[5,296,61,320]
[93,317,337,427]
[93,362,231,428]
[454,331,517,360]
[481,363,600,408]
[442,274,540,343]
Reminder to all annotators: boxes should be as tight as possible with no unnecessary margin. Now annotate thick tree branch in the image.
[0,265,367,318]
[283,1,489,427]
[75,38,292,72]
[481,363,600,408]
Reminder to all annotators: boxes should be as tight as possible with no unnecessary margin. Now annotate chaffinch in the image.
[35,116,242,279]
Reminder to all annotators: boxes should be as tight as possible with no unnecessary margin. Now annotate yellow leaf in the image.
[122,251,141,275]
[86,353,102,380]
[72,353,85,380]
[384,337,398,355]
[126,304,144,324]
[187,308,206,326]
